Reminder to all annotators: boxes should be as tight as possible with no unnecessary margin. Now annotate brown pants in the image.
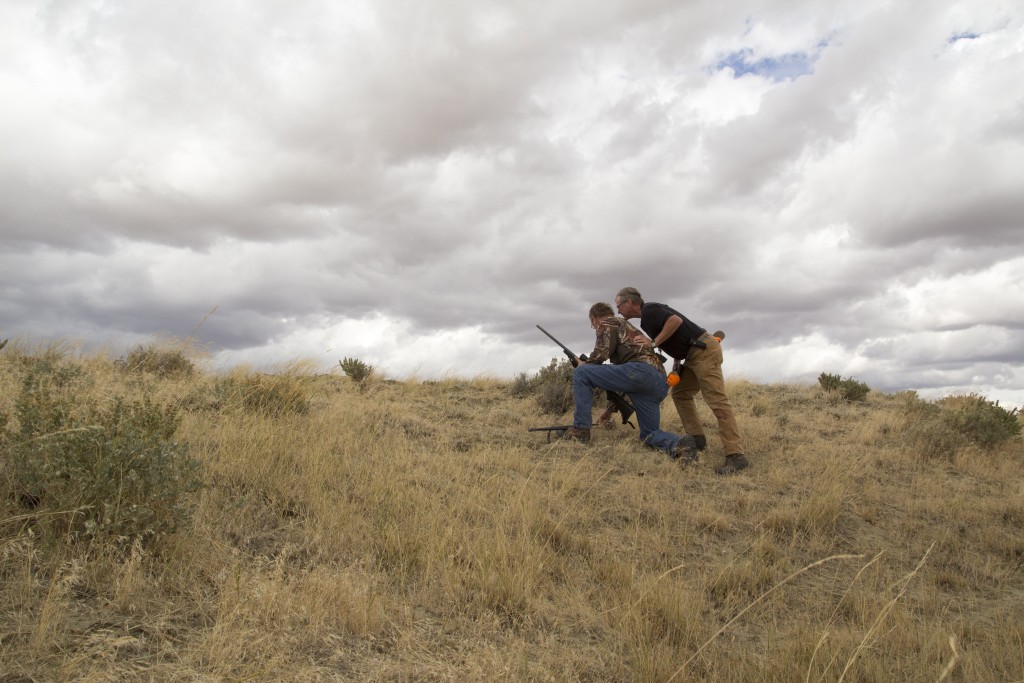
[669,334,744,455]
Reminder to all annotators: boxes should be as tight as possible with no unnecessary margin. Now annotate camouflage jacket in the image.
[587,316,664,371]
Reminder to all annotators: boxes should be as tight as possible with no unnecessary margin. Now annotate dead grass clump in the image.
[461,527,547,624]
[706,557,780,611]
[622,584,710,680]
[764,485,846,545]
[204,368,312,416]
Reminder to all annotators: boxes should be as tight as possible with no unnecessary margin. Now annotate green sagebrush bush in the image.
[508,358,575,415]
[507,371,533,398]
[116,344,196,379]
[898,391,1021,457]
[897,392,959,457]
[937,393,1021,449]
[339,356,374,383]
[6,359,201,544]
[818,372,870,402]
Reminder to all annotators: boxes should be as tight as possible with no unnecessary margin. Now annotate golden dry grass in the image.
[1,346,1023,681]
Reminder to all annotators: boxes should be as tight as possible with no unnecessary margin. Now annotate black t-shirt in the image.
[639,302,706,360]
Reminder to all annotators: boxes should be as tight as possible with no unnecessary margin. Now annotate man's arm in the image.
[652,315,683,348]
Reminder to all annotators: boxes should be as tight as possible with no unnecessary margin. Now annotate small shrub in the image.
[897,392,956,459]
[532,358,575,415]
[339,357,374,383]
[537,381,573,416]
[818,372,870,402]
[937,393,1021,449]
[7,361,201,544]
[507,372,533,398]
[817,372,841,392]
[117,345,195,379]
[508,358,604,416]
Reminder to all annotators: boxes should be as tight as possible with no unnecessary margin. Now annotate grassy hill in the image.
[1,343,1022,682]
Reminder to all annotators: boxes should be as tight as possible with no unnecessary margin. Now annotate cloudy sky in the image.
[2,0,1022,406]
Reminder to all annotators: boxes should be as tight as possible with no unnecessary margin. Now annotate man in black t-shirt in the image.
[615,287,749,475]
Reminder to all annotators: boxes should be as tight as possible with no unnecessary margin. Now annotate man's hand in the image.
[596,405,615,425]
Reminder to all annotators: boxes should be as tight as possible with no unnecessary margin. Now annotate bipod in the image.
[528,426,573,443]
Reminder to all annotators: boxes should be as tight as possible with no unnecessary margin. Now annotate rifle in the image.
[527,426,573,443]
[535,325,635,428]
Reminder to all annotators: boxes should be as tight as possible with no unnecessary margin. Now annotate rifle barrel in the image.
[536,325,573,354]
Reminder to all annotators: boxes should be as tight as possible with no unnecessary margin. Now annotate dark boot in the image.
[671,435,699,464]
[692,434,707,451]
[559,427,591,444]
[715,453,750,475]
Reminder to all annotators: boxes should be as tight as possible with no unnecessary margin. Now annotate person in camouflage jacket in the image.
[561,302,698,462]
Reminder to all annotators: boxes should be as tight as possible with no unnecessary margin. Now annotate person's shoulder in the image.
[641,302,668,315]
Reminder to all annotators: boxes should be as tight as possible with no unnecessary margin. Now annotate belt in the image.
[685,334,710,361]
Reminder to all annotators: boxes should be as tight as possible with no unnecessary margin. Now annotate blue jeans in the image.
[572,362,684,455]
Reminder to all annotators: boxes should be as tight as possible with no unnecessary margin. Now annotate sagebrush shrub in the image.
[534,358,575,415]
[937,393,1021,449]
[898,391,1022,458]
[340,357,374,383]
[897,393,964,458]
[507,359,613,416]
[507,372,533,398]
[818,372,870,401]
[117,345,195,379]
[7,360,201,544]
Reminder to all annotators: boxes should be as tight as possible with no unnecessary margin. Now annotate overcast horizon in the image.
[2,1,1023,407]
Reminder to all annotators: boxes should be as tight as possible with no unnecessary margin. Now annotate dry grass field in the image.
[1,342,1022,682]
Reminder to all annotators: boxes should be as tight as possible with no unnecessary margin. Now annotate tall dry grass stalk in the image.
[837,542,934,682]
[1,349,1022,680]
[668,553,864,682]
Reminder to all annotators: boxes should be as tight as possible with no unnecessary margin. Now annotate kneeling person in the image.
[563,303,698,462]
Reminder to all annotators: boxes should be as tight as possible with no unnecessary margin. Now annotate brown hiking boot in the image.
[559,427,591,444]
[715,453,750,475]
[671,435,699,464]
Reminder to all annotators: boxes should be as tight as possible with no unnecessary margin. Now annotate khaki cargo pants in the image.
[669,333,745,456]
